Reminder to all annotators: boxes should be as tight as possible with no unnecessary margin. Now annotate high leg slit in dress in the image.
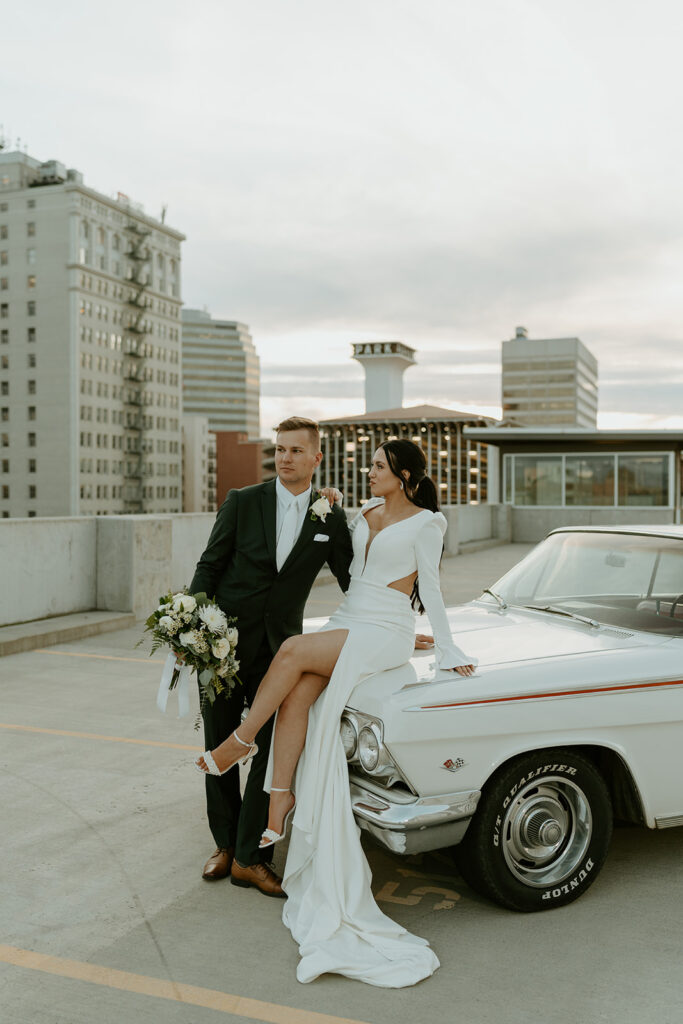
[274,498,478,988]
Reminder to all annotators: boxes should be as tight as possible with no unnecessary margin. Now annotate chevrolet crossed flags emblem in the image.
[443,757,466,772]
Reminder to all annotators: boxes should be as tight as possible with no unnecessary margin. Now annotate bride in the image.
[196,439,477,988]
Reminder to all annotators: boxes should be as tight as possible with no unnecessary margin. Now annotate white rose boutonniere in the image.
[310,493,332,522]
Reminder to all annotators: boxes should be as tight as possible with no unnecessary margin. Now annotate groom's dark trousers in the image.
[190,477,353,867]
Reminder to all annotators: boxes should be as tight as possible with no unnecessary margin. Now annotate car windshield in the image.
[487,532,683,636]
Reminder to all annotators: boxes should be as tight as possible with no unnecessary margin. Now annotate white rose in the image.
[226,626,238,646]
[158,615,175,632]
[157,602,172,614]
[172,594,197,614]
[311,496,331,522]
[211,637,230,660]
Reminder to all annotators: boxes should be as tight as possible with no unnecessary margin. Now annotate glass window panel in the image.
[617,455,669,506]
[565,456,615,506]
[513,456,562,505]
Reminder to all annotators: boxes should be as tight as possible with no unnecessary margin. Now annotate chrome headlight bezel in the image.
[340,715,358,759]
[357,723,381,772]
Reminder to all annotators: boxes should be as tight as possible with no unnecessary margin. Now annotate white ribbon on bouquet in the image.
[156,651,192,718]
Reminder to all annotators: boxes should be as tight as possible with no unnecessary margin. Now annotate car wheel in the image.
[456,749,613,912]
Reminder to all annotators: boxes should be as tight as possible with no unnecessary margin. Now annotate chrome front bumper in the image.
[349,780,481,855]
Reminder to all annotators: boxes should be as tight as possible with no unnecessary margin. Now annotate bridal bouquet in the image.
[139,590,241,728]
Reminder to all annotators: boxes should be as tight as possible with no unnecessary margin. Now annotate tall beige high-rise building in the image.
[501,326,598,427]
[181,309,260,437]
[0,149,185,517]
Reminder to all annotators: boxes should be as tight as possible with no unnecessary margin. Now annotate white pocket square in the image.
[313,533,329,542]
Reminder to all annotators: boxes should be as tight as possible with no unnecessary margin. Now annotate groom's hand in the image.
[414,633,434,650]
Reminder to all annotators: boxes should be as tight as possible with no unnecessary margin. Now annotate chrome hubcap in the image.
[502,777,592,888]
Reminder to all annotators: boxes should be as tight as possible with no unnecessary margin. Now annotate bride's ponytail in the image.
[379,440,442,614]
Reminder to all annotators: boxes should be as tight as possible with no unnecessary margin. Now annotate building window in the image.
[0,278,7,290]
[0,381,7,395]
[513,456,562,506]
[28,432,36,447]
[27,199,36,208]
[0,304,8,318]
[1,407,8,421]
[565,456,615,506]
[0,251,7,265]
[28,484,36,498]
[618,455,670,507]
[1,459,8,472]
[504,452,672,508]
[26,248,36,265]
[27,301,36,316]
[27,353,36,368]
[27,327,35,343]
[1,485,9,498]
[1,432,8,446]
[28,459,36,473]
[27,275,36,288]
[1,355,7,368]
[27,406,36,420]
[28,380,36,395]
[0,226,7,239]
[27,222,36,237]
[1,329,7,343]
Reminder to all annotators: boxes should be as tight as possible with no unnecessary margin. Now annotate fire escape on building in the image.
[122,219,152,512]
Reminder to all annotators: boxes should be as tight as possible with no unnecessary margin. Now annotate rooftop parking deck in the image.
[1,542,682,1024]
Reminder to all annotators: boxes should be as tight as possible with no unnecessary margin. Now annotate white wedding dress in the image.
[278,498,477,988]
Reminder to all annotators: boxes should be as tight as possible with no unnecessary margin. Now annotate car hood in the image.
[342,600,674,712]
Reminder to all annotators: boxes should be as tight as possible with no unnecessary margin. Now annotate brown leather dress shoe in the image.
[202,847,234,881]
[230,860,285,898]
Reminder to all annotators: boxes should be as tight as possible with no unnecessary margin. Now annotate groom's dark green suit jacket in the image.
[189,478,354,673]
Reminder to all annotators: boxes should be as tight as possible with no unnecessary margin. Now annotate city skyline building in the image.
[317,404,496,508]
[352,340,416,413]
[181,308,260,438]
[0,149,185,518]
[501,326,598,428]
[181,414,216,513]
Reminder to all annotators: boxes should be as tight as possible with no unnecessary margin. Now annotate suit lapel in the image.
[279,492,317,573]
[261,478,277,566]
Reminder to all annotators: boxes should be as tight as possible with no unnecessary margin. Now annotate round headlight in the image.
[358,725,380,772]
[340,716,358,759]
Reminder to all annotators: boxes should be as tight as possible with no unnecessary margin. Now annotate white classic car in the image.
[333,525,683,912]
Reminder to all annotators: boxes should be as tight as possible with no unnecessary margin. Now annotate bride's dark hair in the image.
[379,439,441,612]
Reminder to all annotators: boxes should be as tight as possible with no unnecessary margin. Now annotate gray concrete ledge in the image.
[0,610,137,657]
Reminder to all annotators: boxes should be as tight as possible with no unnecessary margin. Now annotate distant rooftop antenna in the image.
[160,204,167,224]
[0,125,5,151]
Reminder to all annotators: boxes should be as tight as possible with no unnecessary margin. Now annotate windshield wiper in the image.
[483,588,508,611]
[523,604,600,628]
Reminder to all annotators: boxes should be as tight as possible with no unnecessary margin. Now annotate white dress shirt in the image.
[275,477,311,568]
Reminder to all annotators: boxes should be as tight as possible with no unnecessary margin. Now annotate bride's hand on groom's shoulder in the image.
[319,487,343,507]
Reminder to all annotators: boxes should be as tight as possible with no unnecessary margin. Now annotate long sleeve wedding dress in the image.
[279,498,477,987]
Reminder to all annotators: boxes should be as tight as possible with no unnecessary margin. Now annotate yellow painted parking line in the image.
[35,649,164,664]
[0,723,202,751]
[0,945,370,1024]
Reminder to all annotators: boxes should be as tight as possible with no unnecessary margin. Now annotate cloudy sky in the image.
[4,0,683,434]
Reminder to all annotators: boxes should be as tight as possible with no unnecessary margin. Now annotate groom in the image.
[189,416,353,897]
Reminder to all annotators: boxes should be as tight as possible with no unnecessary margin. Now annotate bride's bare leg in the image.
[264,673,328,837]
[197,630,348,773]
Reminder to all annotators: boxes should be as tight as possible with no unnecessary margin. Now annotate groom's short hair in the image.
[276,416,321,450]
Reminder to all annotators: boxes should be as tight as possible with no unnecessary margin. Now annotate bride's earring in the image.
[399,481,404,490]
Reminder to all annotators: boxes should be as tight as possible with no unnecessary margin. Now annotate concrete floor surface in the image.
[1,543,682,1024]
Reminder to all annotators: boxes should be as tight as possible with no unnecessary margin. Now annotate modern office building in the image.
[464,425,683,540]
[502,326,598,427]
[0,148,185,518]
[182,414,216,513]
[181,309,260,437]
[317,404,496,507]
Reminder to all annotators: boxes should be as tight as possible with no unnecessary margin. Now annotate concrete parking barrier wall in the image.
[0,504,505,626]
